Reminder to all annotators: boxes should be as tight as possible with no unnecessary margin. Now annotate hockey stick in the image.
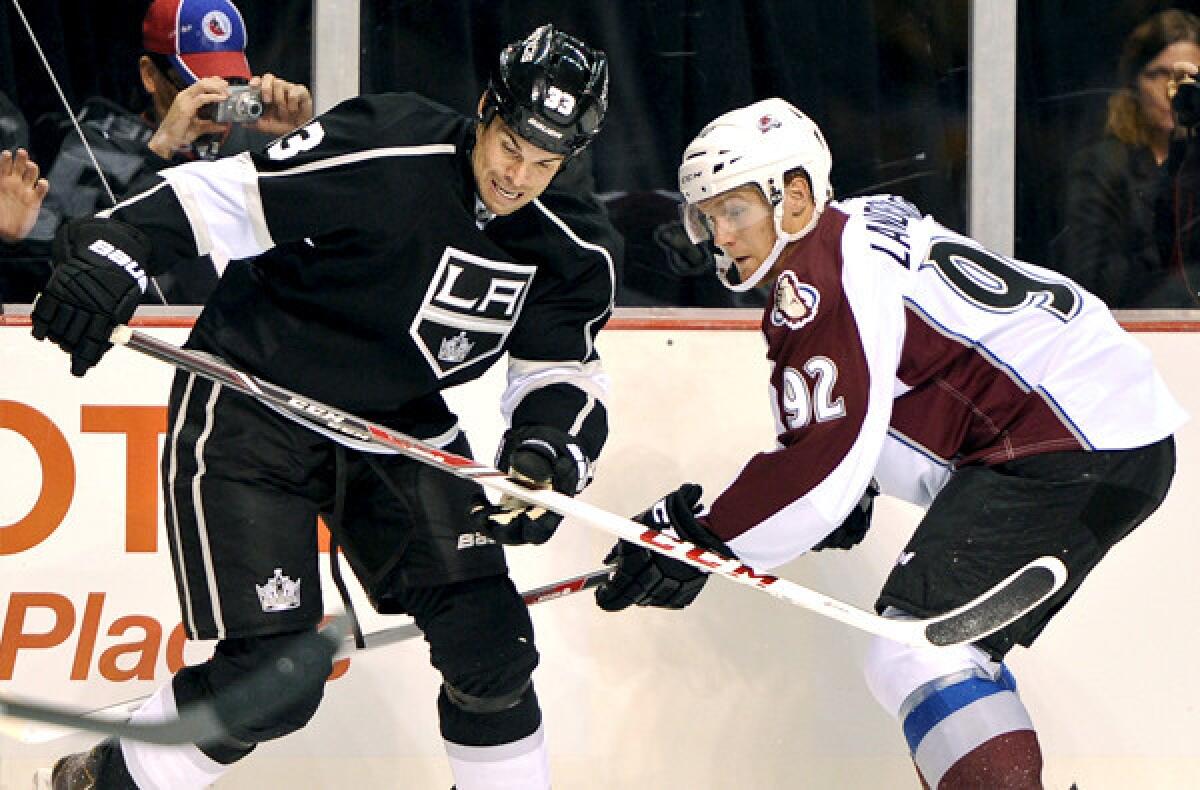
[3,567,614,745]
[359,564,613,652]
[109,326,1069,649]
[0,614,352,746]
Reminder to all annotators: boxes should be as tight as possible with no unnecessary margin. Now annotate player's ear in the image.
[784,172,814,214]
[476,93,488,122]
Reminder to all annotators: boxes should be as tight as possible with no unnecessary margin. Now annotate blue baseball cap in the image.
[142,0,251,84]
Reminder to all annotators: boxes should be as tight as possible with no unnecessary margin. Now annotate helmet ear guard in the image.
[483,24,609,157]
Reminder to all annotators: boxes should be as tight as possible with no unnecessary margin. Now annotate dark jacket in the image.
[1058,135,1200,308]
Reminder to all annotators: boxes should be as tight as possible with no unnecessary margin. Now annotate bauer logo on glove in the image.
[30,217,153,377]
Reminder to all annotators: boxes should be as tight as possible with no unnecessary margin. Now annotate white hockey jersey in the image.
[706,194,1187,570]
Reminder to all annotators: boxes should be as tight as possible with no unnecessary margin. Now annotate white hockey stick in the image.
[3,567,614,745]
[108,326,1069,649]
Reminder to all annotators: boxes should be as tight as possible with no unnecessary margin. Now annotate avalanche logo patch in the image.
[770,270,820,330]
[411,247,537,378]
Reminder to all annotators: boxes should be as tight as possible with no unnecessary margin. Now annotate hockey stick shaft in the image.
[357,565,613,653]
[110,326,1068,648]
[3,567,614,744]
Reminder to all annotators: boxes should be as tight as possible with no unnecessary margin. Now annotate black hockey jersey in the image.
[107,93,619,457]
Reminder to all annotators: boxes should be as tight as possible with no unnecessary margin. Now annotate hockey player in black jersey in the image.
[33,24,616,790]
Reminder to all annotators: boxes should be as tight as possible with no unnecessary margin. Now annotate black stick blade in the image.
[924,562,1062,647]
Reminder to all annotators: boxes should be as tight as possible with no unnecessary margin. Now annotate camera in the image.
[1171,69,1200,129]
[200,85,264,124]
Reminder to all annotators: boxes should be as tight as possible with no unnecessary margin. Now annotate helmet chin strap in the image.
[719,236,788,292]
[718,202,823,292]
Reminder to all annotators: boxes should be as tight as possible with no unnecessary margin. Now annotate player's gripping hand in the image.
[810,479,879,551]
[31,217,150,376]
[595,484,729,611]
[471,425,590,545]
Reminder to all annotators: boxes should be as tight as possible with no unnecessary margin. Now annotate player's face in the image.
[473,116,565,216]
[694,185,778,280]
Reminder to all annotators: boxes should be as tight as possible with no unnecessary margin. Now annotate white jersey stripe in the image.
[500,357,610,429]
[192,384,227,638]
[569,393,597,437]
[532,197,615,360]
[256,144,457,179]
[96,179,172,220]
[160,153,272,260]
[165,373,199,637]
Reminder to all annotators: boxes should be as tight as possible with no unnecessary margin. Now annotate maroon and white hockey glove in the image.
[595,483,731,611]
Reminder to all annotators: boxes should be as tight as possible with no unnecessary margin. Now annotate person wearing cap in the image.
[38,23,615,790]
[32,0,312,303]
[139,0,312,160]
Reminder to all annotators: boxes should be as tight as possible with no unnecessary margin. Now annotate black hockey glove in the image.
[811,479,880,551]
[470,425,591,545]
[595,483,731,612]
[31,217,151,377]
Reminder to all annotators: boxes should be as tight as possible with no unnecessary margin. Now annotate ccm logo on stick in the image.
[637,529,778,588]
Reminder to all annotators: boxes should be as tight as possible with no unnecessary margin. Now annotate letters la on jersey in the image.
[414,247,536,377]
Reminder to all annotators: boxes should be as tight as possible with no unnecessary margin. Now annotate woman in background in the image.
[1059,9,1200,308]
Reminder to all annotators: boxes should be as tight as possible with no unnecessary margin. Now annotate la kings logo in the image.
[411,247,536,377]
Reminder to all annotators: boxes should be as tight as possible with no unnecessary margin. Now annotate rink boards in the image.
[1,312,1198,789]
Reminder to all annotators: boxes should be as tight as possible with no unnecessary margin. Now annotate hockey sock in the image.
[444,724,550,790]
[901,666,1043,789]
[120,684,230,789]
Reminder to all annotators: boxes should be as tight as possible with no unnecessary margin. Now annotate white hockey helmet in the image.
[678,98,833,290]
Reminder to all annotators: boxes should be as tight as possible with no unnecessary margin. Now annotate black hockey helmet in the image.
[482,24,609,157]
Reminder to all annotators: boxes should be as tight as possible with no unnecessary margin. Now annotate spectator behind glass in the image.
[32,0,313,304]
[1058,10,1200,308]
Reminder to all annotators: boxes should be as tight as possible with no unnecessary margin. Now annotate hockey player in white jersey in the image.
[33,25,616,790]
[594,98,1185,788]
